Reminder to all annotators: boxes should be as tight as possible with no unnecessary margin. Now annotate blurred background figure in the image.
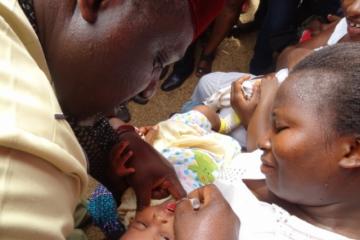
[249,0,342,74]
[161,0,250,92]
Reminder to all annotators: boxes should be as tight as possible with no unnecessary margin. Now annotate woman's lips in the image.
[260,156,275,174]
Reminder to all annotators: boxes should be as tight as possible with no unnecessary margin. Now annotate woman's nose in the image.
[257,130,271,151]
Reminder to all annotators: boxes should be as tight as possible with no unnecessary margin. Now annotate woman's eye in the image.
[275,125,288,133]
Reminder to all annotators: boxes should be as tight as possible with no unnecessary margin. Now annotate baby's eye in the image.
[132,220,148,230]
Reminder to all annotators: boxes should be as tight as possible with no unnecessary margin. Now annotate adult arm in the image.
[0,147,80,240]
[276,20,338,70]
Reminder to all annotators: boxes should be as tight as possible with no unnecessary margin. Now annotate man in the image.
[0,0,226,239]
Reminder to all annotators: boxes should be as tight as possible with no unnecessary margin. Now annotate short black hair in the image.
[289,42,360,136]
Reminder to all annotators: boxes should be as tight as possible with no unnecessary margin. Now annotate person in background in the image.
[250,0,341,75]
[161,0,248,91]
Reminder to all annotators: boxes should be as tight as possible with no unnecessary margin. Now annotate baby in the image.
[88,86,268,238]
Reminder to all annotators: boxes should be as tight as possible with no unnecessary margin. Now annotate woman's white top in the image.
[327,18,348,46]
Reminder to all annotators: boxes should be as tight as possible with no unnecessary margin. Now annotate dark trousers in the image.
[249,0,341,75]
[250,0,300,75]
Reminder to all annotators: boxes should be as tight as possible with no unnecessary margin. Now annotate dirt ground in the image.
[85,1,259,238]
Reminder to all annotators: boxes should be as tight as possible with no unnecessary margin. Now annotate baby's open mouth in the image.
[166,202,177,213]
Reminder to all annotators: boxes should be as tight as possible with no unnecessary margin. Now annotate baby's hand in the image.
[230,75,261,128]
[136,125,159,145]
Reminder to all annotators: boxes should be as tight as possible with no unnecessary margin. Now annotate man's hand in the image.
[113,128,186,210]
[230,75,261,128]
[175,185,240,240]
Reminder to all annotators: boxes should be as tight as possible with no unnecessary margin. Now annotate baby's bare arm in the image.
[192,105,221,132]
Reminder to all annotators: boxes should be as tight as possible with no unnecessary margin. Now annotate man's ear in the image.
[339,137,360,169]
[78,0,103,23]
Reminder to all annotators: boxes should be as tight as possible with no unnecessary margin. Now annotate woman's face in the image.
[342,0,360,40]
[121,201,176,240]
[258,75,347,205]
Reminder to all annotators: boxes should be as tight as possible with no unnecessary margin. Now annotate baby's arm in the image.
[192,105,221,132]
[194,75,261,135]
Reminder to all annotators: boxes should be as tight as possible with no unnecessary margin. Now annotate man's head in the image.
[34,0,192,119]
[33,0,223,119]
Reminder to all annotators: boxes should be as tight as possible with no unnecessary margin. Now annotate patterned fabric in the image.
[68,115,119,185]
[18,0,38,33]
[88,185,126,240]
[157,111,241,193]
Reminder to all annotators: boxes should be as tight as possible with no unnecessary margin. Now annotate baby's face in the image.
[121,200,176,240]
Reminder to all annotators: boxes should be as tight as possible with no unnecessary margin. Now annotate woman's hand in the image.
[174,184,240,240]
[230,75,261,128]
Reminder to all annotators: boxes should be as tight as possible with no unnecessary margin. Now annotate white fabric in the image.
[204,85,232,111]
[191,72,253,104]
[327,18,348,46]
[275,68,289,84]
[218,149,264,181]
[203,69,288,110]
